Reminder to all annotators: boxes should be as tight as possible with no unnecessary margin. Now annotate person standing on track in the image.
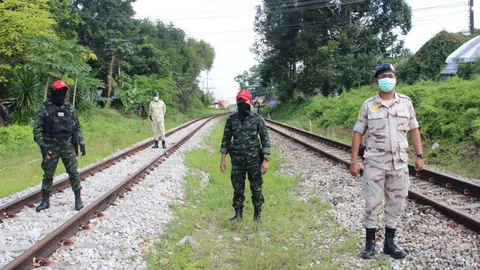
[220,89,271,224]
[350,63,425,260]
[33,80,85,212]
[149,92,167,149]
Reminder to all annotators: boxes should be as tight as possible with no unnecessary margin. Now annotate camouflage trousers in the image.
[41,139,81,193]
[230,153,264,209]
[362,160,409,229]
[151,120,165,141]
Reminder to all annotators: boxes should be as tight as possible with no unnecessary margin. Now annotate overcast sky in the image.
[133,0,478,103]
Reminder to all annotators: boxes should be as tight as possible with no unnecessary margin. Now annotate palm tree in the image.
[11,69,42,123]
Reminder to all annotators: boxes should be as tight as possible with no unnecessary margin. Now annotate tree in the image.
[26,37,95,101]
[0,0,56,82]
[105,38,134,98]
[10,68,42,123]
[396,31,468,84]
[252,0,413,100]
[47,0,83,40]
[234,65,267,97]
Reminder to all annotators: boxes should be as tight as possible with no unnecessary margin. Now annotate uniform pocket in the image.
[367,112,385,132]
[245,125,258,137]
[396,110,409,130]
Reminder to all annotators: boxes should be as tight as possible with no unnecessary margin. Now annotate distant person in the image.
[350,63,424,260]
[33,80,85,212]
[148,92,167,149]
[220,89,271,223]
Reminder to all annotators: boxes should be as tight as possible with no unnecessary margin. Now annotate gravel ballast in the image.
[270,130,479,269]
[0,118,216,269]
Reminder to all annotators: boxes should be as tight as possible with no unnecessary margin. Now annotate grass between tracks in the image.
[147,119,370,269]
[0,108,215,199]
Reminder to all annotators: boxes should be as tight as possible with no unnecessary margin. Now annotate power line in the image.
[75,1,468,21]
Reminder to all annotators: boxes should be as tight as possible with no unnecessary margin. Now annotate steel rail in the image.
[266,120,480,233]
[266,119,480,197]
[2,114,223,270]
[0,114,225,220]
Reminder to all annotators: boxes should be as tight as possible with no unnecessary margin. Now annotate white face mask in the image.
[153,97,159,101]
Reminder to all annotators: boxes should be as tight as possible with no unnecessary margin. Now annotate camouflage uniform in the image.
[149,100,166,141]
[220,112,271,209]
[33,102,84,193]
[353,93,419,229]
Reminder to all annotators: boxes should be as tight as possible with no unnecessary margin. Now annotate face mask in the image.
[51,90,67,106]
[378,78,396,93]
[153,97,159,101]
[237,102,251,118]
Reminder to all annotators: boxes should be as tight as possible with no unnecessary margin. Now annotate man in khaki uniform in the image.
[149,92,166,149]
[350,63,424,260]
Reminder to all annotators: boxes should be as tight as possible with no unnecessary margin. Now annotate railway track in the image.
[265,119,480,234]
[0,114,218,218]
[0,114,226,269]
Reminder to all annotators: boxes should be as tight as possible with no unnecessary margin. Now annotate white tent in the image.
[441,35,480,79]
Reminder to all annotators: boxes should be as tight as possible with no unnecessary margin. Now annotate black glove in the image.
[149,115,152,121]
[73,143,79,156]
[80,144,86,156]
[40,144,49,158]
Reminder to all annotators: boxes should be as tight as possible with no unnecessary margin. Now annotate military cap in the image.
[375,63,396,78]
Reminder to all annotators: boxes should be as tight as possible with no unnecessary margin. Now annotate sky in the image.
[133,0,479,104]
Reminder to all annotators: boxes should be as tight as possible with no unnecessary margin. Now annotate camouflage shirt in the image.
[149,100,166,122]
[220,112,271,156]
[33,102,84,146]
[353,92,419,170]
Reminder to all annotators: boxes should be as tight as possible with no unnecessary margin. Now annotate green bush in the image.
[396,31,468,84]
[269,77,480,146]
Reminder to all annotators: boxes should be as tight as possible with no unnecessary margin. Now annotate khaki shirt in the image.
[353,93,419,170]
[149,100,166,122]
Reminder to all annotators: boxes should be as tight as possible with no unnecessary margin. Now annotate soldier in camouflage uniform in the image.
[220,89,271,223]
[33,80,86,212]
[149,92,167,149]
[350,63,424,260]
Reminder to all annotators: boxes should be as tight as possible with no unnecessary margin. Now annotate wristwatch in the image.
[416,154,424,159]
[263,157,270,162]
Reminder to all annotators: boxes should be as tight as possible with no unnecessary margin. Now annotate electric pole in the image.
[470,0,474,35]
[203,70,215,93]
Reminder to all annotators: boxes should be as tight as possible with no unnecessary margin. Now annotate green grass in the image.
[0,108,216,198]
[147,120,368,269]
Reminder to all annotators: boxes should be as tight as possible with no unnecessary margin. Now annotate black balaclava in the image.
[237,102,251,119]
[51,89,67,106]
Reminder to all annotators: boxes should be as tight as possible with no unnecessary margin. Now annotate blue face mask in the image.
[378,78,396,92]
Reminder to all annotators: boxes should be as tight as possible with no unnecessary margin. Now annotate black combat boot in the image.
[74,189,84,211]
[254,206,262,224]
[36,192,50,212]
[162,141,166,149]
[152,140,159,149]
[383,227,407,259]
[361,228,376,259]
[228,207,243,222]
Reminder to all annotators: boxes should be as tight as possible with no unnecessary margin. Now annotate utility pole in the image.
[470,0,474,35]
[203,70,215,93]
[206,70,210,92]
